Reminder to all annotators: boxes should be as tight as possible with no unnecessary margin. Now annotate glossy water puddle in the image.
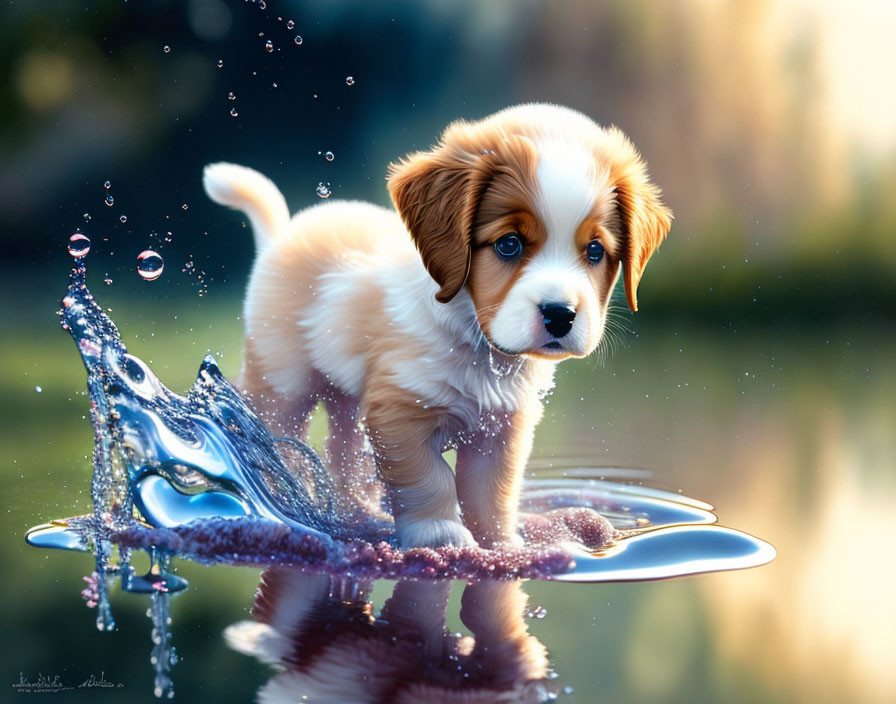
[26,257,774,697]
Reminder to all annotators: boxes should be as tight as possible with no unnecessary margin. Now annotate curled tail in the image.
[203,162,290,248]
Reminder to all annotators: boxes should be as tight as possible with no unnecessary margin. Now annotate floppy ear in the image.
[607,131,673,312]
[387,131,491,303]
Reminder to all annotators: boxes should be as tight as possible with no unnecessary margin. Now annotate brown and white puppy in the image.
[203,103,671,549]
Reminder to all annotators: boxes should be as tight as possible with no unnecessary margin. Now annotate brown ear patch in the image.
[387,128,493,303]
[387,124,539,304]
[602,128,673,312]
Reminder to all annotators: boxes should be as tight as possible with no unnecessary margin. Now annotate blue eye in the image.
[586,240,605,264]
[494,233,523,260]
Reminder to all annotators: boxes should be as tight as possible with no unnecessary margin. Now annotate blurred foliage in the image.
[1,0,894,325]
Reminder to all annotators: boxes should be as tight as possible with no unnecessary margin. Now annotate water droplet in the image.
[105,194,114,207]
[163,45,171,54]
[120,215,127,223]
[137,250,164,281]
[294,35,303,45]
[286,20,295,29]
[345,76,355,86]
[216,59,223,68]
[35,386,42,393]
[525,604,547,619]
[104,180,111,190]
[265,40,274,53]
[230,107,238,117]
[324,151,334,162]
[68,233,91,258]
[315,182,331,199]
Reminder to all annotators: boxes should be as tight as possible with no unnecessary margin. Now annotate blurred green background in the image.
[2,0,894,702]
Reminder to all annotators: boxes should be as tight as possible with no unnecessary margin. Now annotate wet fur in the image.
[203,103,671,548]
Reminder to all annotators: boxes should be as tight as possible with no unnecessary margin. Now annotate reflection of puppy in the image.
[225,568,549,703]
[204,103,671,548]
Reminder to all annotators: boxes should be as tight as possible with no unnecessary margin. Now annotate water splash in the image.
[26,257,774,697]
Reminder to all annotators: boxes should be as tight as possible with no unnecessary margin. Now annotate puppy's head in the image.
[388,104,672,360]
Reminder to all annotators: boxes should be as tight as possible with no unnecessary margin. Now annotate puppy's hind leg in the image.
[322,387,382,513]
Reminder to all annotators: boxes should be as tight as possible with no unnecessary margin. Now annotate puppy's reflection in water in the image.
[226,569,552,702]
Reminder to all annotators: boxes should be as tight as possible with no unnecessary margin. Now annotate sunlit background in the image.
[1,1,894,702]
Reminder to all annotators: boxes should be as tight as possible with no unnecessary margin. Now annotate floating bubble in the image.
[265,40,273,53]
[216,59,223,68]
[104,180,111,190]
[324,151,334,162]
[163,46,171,54]
[137,250,164,281]
[230,107,238,117]
[286,20,295,29]
[83,213,91,221]
[104,277,113,286]
[35,386,42,393]
[68,233,91,258]
[258,0,266,9]
[345,76,355,86]
[181,204,188,210]
[120,215,127,223]
[315,182,331,198]
[227,91,236,100]
[105,194,114,206]
[294,35,303,45]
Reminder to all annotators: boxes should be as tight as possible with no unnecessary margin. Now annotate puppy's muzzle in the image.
[538,302,576,339]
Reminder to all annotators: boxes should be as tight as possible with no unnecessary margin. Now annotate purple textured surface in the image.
[112,507,615,581]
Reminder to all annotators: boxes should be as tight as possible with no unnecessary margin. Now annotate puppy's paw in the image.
[474,529,525,550]
[397,518,477,549]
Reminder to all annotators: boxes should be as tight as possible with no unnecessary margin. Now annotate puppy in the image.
[203,103,671,549]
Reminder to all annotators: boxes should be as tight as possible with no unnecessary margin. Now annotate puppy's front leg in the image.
[363,384,474,548]
[455,402,543,548]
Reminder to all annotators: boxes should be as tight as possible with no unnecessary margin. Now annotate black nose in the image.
[538,302,576,339]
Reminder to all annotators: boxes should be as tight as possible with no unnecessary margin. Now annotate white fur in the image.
[254,221,556,418]
[489,138,609,356]
[203,163,290,246]
[398,517,475,548]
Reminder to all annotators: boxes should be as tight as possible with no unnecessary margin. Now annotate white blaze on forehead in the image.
[485,136,611,356]
[533,137,601,260]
